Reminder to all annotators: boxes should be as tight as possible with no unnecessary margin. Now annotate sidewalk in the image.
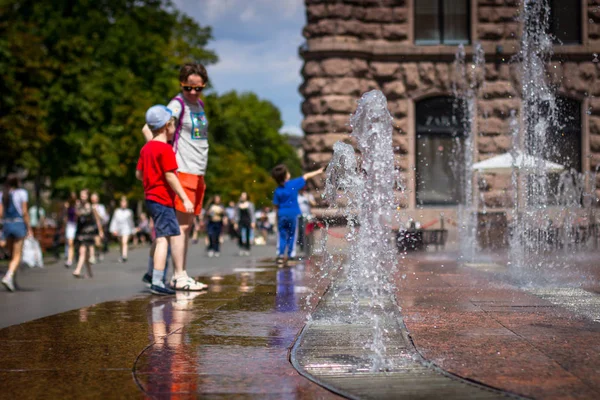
[0,237,340,398]
[0,238,277,329]
[395,252,600,399]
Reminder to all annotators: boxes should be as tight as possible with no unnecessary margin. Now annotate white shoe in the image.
[170,275,208,291]
[239,250,244,256]
[215,252,220,257]
[207,250,214,258]
[2,275,15,292]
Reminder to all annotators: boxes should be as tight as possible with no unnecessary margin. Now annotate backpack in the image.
[171,95,206,154]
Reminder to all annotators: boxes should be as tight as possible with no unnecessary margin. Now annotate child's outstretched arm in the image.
[165,171,194,213]
[302,166,325,181]
[141,124,153,142]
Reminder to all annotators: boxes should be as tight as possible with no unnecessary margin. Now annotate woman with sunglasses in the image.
[141,63,208,291]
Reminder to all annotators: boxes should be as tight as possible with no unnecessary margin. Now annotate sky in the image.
[173,0,306,136]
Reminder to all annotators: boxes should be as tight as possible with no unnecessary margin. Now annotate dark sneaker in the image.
[150,284,175,296]
[142,273,152,288]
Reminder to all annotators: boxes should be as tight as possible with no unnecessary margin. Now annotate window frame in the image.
[414,0,471,46]
[548,0,582,45]
[415,96,468,207]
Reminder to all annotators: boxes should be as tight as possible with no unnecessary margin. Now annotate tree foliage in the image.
[204,91,302,207]
[0,1,302,209]
[0,0,217,200]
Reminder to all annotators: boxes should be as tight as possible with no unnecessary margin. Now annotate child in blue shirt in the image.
[271,164,324,266]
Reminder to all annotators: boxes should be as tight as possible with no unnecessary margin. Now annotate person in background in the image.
[225,201,236,240]
[297,188,316,254]
[0,174,32,291]
[109,196,135,263]
[271,164,324,266]
[64,192,78,268]
[234,192,255,256]
[29,203,45,231]
[134,212,152,246]
[204,195,225,257]
[72,189,104,278]
[90,192,109,263]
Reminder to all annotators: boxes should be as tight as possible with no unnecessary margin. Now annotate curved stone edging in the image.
[290,279,528,400]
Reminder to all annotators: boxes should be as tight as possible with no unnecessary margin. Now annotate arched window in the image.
[415,0,470,45]
[549,0,581,44]
[415,97,467,206]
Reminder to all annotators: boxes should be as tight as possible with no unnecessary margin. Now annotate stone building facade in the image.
[300,0,600,232]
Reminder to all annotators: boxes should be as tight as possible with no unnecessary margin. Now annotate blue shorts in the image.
[3,221,27,240]
[145,200,180,238]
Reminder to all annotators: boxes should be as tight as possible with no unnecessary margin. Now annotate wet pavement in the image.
[2,236,600,399]
[395,253,600,400]
[0,250,340,399]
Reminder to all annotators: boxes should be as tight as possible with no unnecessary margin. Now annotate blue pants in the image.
[277,215,297,257]
[207,221,222,252]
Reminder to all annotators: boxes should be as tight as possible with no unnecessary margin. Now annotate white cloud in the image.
[174,0,307,134]
[280,125,303,136]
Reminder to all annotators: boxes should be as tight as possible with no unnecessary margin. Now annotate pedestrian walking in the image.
[109,196,135,263]
[72,189,104,278]
[0,174,33,291]
[271,165,324,266]
[134,212,152,245]
[137,104,206,294]
[205,195,225,257]
[234,192,255,256]
[90,192,109,263]
[225,201,237,240]
[141,63,210,287]
[64,192,78,268]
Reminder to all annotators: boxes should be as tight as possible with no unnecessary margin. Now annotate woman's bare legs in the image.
[85,245,93,277]
[66,239,75,265]
[121,234,129,260]
[176,211,194,272]
[73,245,86,277]
[7,238,24,275]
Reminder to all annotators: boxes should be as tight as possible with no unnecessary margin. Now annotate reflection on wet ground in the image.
[0,259,340,399]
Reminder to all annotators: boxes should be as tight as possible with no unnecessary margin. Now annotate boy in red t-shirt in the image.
[136,105,207,295]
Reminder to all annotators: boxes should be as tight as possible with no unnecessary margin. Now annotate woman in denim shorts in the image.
[1,174,32,291]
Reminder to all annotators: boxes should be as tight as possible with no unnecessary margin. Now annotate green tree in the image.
[203,91,302,207]
[0,0,217,202]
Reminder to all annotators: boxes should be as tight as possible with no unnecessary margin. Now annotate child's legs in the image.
[73,244,87,274]
[153,237,168,272]
[277,217,292,256]
[285,217,298,257]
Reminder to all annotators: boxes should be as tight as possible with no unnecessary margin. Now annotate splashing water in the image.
[323,90,400,370]
[453,43,485,262]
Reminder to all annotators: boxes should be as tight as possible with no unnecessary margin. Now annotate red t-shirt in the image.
[136,141,178,207]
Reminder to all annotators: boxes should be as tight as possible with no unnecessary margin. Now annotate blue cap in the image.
[145,105,173,130]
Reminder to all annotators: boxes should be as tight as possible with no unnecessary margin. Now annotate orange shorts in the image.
[174,172,206,216]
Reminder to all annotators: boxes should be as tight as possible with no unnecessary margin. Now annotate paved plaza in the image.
[0,235,599,399]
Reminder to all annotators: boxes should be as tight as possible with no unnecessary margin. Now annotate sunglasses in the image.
[181,83,205,92]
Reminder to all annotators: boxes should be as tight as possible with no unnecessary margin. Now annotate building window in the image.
[415,97,467,206]
[547,97,581,171]
[415,0,470,45]
[549,0,581,44]
[527,97,581,205]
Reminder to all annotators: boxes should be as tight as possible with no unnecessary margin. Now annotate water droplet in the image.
[593,53,599,63]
